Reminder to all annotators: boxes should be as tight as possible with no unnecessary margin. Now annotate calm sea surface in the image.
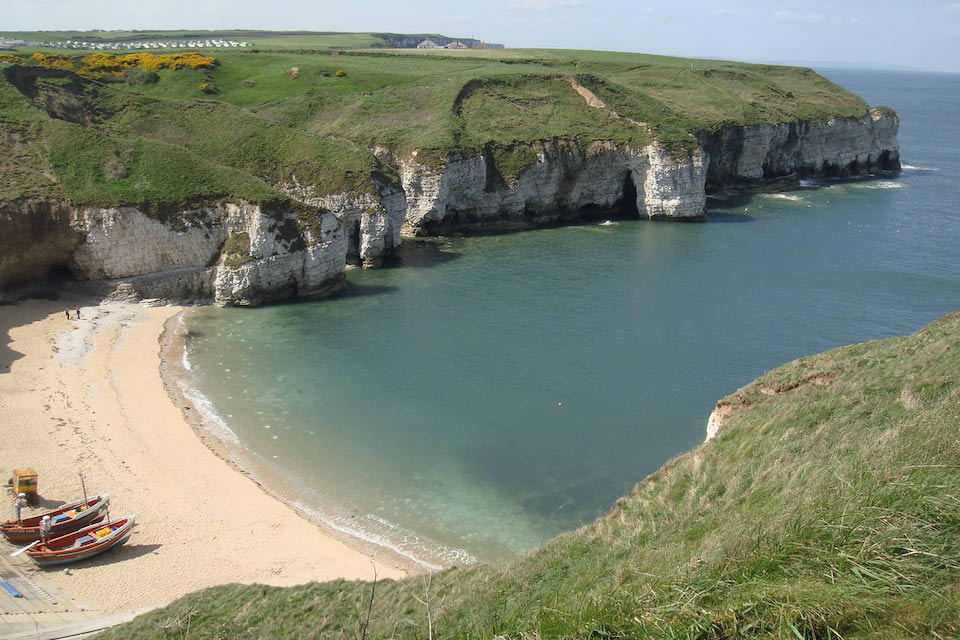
[182,69,960,565]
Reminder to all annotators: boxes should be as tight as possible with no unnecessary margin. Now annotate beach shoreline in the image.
[158,309,440,574]
[0,293,406,616]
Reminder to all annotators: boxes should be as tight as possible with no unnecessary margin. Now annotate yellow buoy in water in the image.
[558,402,563,407]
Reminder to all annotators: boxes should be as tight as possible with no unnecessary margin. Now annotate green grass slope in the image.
[0,45,882,211]
[101,313,960,639]
[0,65,386,210]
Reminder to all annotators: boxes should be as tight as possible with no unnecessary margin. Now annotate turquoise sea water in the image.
[182,69,960,566]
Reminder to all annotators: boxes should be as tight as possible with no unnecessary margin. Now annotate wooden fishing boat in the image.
[0,495,110,544]
[25,516,135,566]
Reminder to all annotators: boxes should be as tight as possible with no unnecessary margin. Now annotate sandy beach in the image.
[0,295,404,615]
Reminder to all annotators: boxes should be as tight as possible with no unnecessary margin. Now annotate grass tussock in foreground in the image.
[103,313,960,639]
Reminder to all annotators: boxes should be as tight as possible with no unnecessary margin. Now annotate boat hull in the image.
[2,513,106,544]
[26,516,136,567]
[1,495,110,544]
[29,532,132,566]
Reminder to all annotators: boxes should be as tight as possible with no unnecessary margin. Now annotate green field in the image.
[98,313,960,638]
[0,37,876,212]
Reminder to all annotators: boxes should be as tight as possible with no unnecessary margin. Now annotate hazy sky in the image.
[7,0,960,72]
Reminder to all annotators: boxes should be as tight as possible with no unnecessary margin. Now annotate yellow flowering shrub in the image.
[82,53,123,72]
[27,51,216,80]
[31,53,75,70]
[0,54,22,65]
[76,53,123,78]
[117,52,217,71]
[76,51,218,77]
[335,69,347,77]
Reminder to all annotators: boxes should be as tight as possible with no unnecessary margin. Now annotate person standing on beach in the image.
[65,310,71,320]
[40,515,50,544]
[76,309,81,319]
[14,493,27,525]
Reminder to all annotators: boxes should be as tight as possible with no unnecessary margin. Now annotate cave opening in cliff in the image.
[575,172,641,223]
[616,172,640,220]
[346,219,362,265]
[45,264,74,284]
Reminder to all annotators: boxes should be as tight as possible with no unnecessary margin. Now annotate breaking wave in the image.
[762,193,806,202]
[851,180,904,189]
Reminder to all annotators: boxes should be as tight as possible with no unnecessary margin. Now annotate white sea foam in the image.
[176,314,193,371]
[799,179,823,188]
[599,220,619,226]
[762,193,805,202]
[901,164,937,171]
[852,180,903,189]
[177,379,240,444]
[292,500,476,571]
[174,312,238,442]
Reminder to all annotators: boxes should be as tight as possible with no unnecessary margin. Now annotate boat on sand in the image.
[0,495,110,544]
[25,515,136,566]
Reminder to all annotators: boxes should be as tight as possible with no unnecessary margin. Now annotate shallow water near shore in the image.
[181,69,960,566]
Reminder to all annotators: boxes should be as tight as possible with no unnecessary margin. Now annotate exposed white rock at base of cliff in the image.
[705,403,733,441]
[208,204,346,306]
[0,200,353,307]
[400,140,707,236]
[70,206,231,280]
[643,145,708,219]
[701,109,900,187]
[278,180,406,268]
[398,111,897,236]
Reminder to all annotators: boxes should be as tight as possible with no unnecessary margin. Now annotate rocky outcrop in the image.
[705,401,735,442]
[208,205,346,306]
[278,179,406,268]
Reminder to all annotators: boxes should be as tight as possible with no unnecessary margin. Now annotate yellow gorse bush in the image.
[81,51,217,75]
[31,53,75,70]
[29,51,216,79]
[0,54,22,65]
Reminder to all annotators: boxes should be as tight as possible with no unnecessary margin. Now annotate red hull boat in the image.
[1,495,110,544]
[25,516,135,566]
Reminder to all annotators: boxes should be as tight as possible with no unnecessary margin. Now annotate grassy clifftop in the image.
[0,42,879,211]
[102,313,960,639]
[0,64,385,209]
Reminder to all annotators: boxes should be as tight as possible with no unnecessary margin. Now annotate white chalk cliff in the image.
[0,111,899,306]
[399,141,706,236]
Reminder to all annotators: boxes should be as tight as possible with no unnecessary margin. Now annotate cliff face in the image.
[277,180,406,268]
[700,108,900,188]
[399,141,706,235]
[0,111,899,306]
[399,111,898,236]
[0,193,401,306]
